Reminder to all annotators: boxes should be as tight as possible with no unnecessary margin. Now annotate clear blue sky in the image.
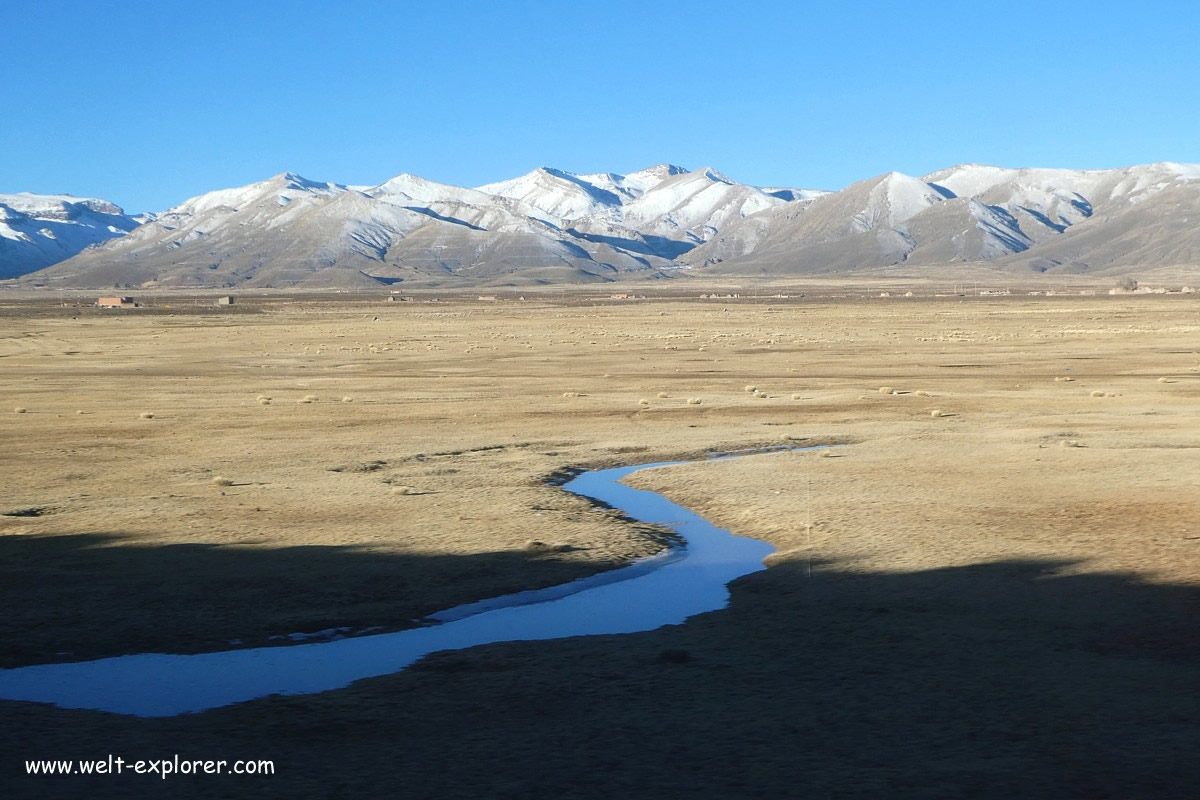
[4,1,1198,212]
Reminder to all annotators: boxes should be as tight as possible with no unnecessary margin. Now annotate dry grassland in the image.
[2,291,1198,798]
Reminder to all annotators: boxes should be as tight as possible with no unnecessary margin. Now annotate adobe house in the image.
[216,295,235,306]
[97,296,137,308]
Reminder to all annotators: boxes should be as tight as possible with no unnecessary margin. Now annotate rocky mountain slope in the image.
[692,162,1200,276]
[0,193,140,279]
[10,161,1200,287]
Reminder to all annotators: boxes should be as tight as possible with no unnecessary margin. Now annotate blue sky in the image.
[4,1,1198,212]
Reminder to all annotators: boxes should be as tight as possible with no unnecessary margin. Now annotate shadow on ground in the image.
[1,542,1197,799]
[0,531,634,668]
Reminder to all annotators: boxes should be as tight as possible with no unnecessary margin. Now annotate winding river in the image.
[0,451,788,717]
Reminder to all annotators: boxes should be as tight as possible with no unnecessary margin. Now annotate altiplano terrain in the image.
[2,288,1198,798]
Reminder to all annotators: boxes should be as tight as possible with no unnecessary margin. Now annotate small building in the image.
[216,295,235,306]
[97,296,137,308]
[609,293,632,300]
[477,295,498,302]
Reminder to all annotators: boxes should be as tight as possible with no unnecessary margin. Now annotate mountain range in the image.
[5,161,1199,288]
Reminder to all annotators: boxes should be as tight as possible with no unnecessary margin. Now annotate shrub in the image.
[341,396,354,403]
[744,385,757,393]
[258,398,271,405]
[638,398,650,406]
[687,398,702,405]
[13,407,26,414]
[657,392,669,398]
[1158,377,1171,384]
[792,393,802,400]
[930,409,944,418]
[1090,390,1105,398]
[879,386,894,394]
[139,412,155,419]
[211,476,234,486]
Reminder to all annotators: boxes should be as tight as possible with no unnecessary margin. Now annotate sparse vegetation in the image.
[687,398,702,405]
[930,409,944,417]
[211,476,234,486]
[638,398,650,405]
[879,386,894,394]
[13,407,27,414]
[744,385,757,393]
[139,412,155,419]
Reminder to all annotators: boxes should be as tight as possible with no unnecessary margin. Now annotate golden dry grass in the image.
[2,290,1200,798]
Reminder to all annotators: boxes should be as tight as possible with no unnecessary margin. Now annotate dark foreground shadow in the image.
[1,543,1197,799]
[0,531,641,668]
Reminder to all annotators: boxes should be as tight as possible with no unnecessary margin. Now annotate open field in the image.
[3,289,1199,798]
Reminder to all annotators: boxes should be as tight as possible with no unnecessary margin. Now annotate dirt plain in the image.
[2,286,1198,799]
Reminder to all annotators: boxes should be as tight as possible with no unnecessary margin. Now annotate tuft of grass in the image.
[744,385,757,393]
[341,396,354,403]
[657,392,669,398]
[256,395,271,402]
[879,386,894,394]
[1090,390,1105,398]
[792,393,803,400]
[139,412,155,419]
[930,409,944,418]
[258,398,271,405]
[13,407,27,414]
[1158,377,1171,384]
[638,398,650,406]
[686,398,703,405]
[754,391,767,399]
[211,476,234,486]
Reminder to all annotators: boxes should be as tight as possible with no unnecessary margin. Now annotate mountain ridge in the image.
[8,161,1200,287]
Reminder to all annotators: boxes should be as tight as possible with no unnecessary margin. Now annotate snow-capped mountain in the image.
[0,193,139,279]
[25,165,812,287]
[691,162,1200,275]
[10,161,1200,287]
